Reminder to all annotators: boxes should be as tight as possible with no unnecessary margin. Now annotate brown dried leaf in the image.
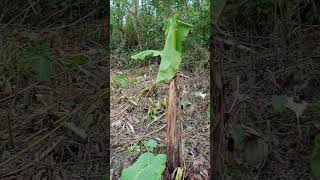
[111,120,122,127]
[189,155,209,180]
[1,79,12,96]
[243,137,268,167]
[166,78,181,173]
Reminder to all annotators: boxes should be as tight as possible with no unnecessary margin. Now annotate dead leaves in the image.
[227,125,268,169]
[272,95,308,116]
[188,155,209,180]
[243,136,268,167]
[0,79,12,96]
[63,122,87,139]
[271,95,309,137]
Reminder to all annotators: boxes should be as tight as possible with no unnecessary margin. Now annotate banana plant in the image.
[131,15,192,177]
[132,14,192,83]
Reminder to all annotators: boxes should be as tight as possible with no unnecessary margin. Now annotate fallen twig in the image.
[147,112,166,129]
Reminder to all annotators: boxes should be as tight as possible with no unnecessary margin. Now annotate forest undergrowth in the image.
[0,1,109,179]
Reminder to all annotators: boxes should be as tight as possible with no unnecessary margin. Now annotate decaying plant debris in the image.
[0,1,108,179]
[110,66,210,179]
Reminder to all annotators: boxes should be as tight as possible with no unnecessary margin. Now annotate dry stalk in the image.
[165,76,182,178]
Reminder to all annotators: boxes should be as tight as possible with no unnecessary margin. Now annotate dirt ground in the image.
[0,21,108,179]
[214,27,320,179]
[110,63,210,179]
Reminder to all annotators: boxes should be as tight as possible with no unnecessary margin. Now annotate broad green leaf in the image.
[131,16,192,84]
[175,20,193,52]
[131,50,162,60]
[120,152,167,180]
[144,139,158,152]
[271,95,286,112]
[212,0,226,25]
[155,17,192,83]
[311,134,320,180]
[229,124,246,149]
[156,48,181,83]
[26,43,52,81]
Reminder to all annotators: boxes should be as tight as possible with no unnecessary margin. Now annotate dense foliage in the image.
[111,0,210,68]
[111,0,320,68]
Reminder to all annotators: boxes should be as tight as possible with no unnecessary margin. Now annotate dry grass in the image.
[216,24,320,178]
[110,65,210,179]
[0,15,108,179]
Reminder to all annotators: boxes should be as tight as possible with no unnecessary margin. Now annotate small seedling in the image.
[120,139,167,180]
[144,139,158,152]
[180,100,190,109]
[229,124,246,150]
[156,98,167,110]
[119,78,128,88]
[227,125,268,167]
[271,95,286,112]
[26,42,52,81]
[128,145,141,154]
[141,105,157,123]
[111,72,128,88]
[192,91,207,99]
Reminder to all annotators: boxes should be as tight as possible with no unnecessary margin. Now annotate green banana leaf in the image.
[131,15,192,83]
